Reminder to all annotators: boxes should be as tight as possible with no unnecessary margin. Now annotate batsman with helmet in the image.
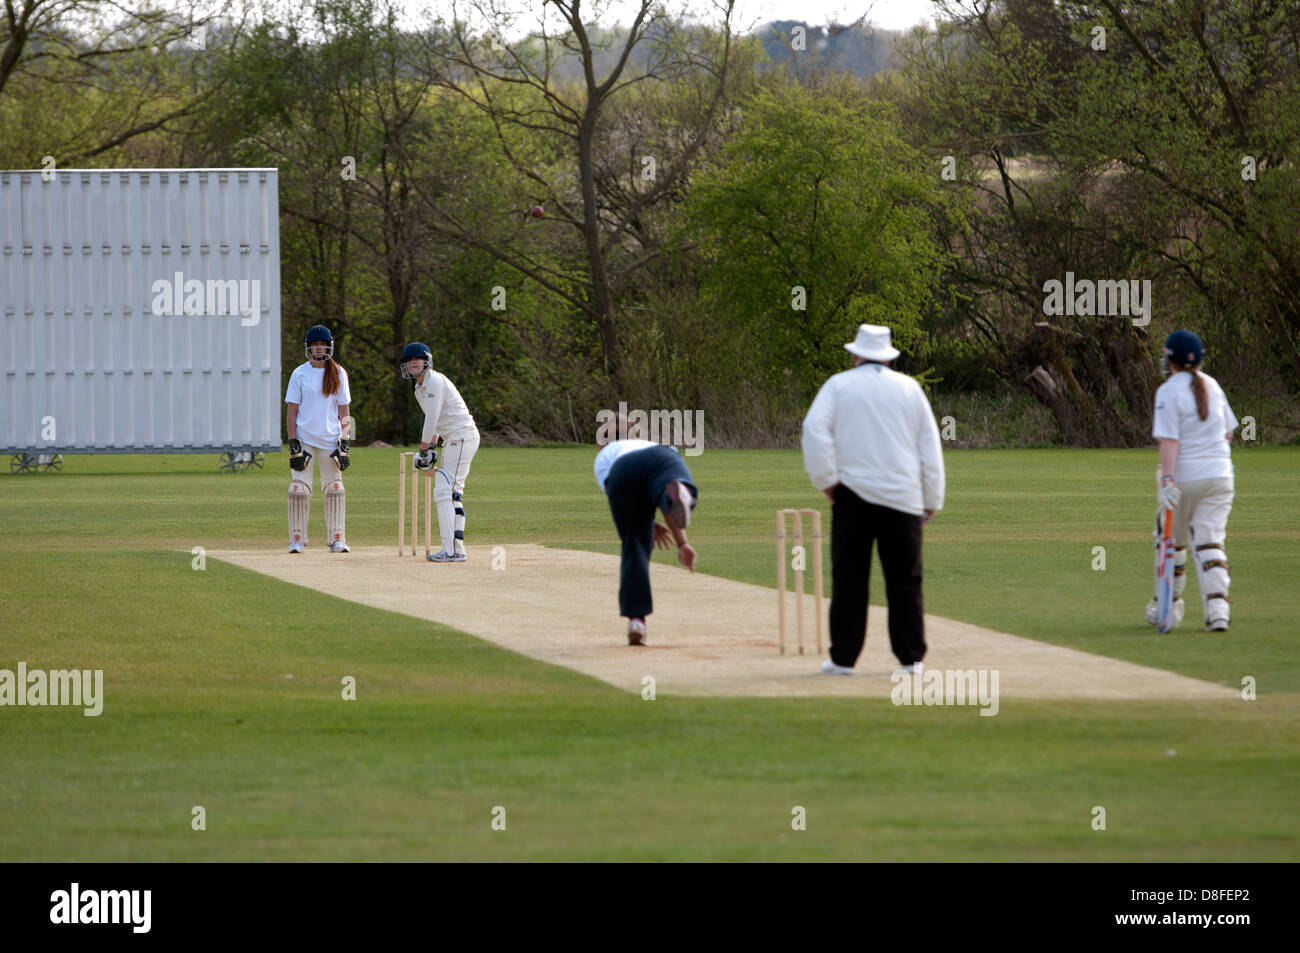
[286,325,353,553]
[401,342,480,562]
[1147,330,1238,632]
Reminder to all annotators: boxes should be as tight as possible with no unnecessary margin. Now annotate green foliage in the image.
[685,83,948,403]
[8,1,1297,446]
[0,2,214,165]
[894,0,1300,444]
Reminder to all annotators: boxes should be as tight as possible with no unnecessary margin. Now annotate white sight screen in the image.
[1,169,281,453]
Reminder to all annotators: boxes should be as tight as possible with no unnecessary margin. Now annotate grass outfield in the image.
[1,446,1297,861]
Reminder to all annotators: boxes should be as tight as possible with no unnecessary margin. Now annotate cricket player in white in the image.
[401,342,480,562]
[285,325,352,553]
[1147,330,1237,631]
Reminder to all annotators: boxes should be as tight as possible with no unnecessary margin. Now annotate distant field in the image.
[1,447,1296,861]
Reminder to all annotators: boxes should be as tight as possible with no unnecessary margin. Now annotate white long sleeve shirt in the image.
[415,369,477,443]
[801,363,945,516]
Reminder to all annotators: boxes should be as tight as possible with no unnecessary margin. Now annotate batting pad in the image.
[1195,543,1231,617]
[288,481,311,544]
[325,480,346,544]
[432,468,455,554]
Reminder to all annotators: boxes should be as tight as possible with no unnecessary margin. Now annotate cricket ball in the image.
[530,205,544,218]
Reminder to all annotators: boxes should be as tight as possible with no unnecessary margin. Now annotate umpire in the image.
[801,324,945,675]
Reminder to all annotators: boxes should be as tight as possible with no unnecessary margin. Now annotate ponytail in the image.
[322,359,342,397]
[1190,370,1209,421]
[1172,359,1210,421]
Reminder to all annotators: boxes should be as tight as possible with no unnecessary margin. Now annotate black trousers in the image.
[605,445,698,618]
[829,484,926,667]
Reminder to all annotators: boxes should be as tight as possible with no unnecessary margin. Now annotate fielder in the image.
[1146,330,1238,631]
[401,342,480,562]
[286,325,352,553]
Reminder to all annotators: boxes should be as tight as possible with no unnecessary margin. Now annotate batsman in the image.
[286,325,352,553]
[1147,330,1238,632]
[401,342,480,562]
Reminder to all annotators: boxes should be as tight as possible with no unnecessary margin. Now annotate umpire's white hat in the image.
[844,324,901,361]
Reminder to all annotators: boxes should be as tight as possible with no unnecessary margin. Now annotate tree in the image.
[212,0,502,441]
[686,82,947,397]
[0,0,231,163]
[896,0,1300,444]
[421,0,740,387]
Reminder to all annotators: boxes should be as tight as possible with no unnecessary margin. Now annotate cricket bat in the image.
[1155,508,1176,633]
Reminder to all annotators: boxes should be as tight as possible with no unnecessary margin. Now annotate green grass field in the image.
[2,446,1298,861]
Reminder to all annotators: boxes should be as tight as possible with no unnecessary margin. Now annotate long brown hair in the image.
[321,359,342,398]
[1171,360,1209,421]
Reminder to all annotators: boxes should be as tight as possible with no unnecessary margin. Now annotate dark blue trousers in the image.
[605,445,698,618]
[829,484,927,667]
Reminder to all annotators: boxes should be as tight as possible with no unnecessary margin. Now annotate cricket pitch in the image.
[211,545,1237,701]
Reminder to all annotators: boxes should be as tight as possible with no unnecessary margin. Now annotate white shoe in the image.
[820,659,854,675]
[426,550,466,563]
[329,540,350,553]
[288,541,305,554]
[627,618,647,646]
[894,663,922,676]
[1145,597,1185,629]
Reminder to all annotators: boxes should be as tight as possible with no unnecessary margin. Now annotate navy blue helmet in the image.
[1161,330,1204,376]
[401,341,433,379]
[305,325,334,361]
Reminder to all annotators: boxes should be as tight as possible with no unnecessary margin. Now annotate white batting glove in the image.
[1157,476,1181,510]
[414,447,436,471]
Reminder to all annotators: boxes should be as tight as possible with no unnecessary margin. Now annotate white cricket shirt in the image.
[1152,371,1237,482]
[801,363,945,516]
[285,362,351,450]
[594,439,658,493]
[416,369,477,442]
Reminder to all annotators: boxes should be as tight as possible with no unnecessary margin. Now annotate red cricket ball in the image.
[530,205,544,218]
